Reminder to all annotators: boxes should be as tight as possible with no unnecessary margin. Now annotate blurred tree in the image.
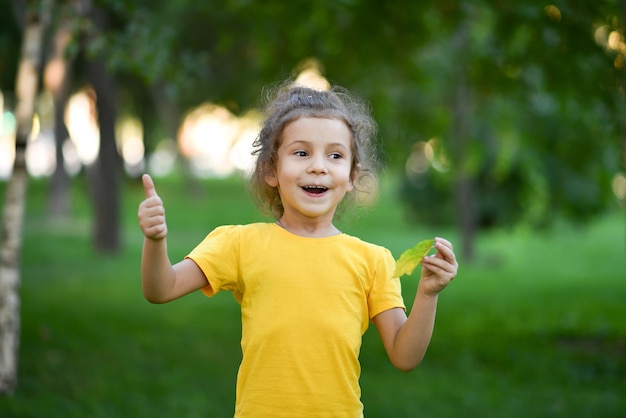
[82,0,122,253]
[44,1,76,218]
[0,0,51,395]
[397,0,624,259]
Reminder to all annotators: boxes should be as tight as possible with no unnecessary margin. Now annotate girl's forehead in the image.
[281,117,352,143]
[287,112,349,126]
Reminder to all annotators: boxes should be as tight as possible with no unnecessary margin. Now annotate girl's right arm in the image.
[138,174,208,303]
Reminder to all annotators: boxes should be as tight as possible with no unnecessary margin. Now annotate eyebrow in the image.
[288,140,350,150]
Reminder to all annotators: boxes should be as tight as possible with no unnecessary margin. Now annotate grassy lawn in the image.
[0,174,624,417]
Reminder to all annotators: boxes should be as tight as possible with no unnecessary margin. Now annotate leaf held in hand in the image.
[394,239,435,277]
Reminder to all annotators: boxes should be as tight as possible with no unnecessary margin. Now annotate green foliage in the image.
[0,0,21,92]
[0,176,624,417]
[0,0,623,229]
[397,0,624,229]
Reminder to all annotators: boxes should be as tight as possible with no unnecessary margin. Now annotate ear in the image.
[347,178,354,192]
[347,163,361,192]
[265,169,278,187]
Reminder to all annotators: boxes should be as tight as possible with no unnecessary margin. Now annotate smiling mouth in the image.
[302,185,328,194]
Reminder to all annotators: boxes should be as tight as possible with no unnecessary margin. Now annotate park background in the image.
[0,0,624,417]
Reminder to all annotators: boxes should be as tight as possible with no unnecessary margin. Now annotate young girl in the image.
[138,83,458,418]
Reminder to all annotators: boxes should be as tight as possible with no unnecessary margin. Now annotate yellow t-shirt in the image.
[186,223,405,418]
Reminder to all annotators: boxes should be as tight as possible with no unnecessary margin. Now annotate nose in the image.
[307,154,328,174]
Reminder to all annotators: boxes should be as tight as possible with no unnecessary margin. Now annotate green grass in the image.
[0,174,624,417]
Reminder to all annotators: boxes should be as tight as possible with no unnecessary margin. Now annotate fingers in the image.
[433,237,456,264]
[138,173,167,240]
[417,237,458,295]
[142,174,158,199]
[422,255,456,275]
[422,237,458,275]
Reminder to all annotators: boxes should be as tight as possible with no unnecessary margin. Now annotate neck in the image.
[276,216,341,238]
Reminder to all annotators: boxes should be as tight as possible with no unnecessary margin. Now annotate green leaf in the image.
[394,239,434,277]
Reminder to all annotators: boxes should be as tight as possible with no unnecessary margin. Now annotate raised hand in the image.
[138,174,168,240]
[419,237,458,296]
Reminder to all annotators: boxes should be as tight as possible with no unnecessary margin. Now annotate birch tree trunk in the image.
[0,0,50,395]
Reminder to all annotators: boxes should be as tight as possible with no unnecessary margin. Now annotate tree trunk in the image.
[0,0,50,395]
[86,55,121,253]
[85,5,121,253]
[452,76,476,262]
[45,19,74,219]
[148,81,200,193]
[450,19,477,262]
[149,80,182,147]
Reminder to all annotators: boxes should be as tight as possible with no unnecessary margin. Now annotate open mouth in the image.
[302,185,328,194]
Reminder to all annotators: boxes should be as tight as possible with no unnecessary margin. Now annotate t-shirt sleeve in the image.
[368,248,406,319]
[185,225,243,302]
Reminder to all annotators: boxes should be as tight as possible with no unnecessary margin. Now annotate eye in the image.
[293,150,308,157]
[328,152,343,160]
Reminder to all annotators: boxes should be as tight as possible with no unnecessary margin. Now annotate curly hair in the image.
[250,82,380,219]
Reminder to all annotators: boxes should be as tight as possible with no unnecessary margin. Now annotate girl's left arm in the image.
[373,237,458,372]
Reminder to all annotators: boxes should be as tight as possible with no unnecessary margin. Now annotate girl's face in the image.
[265,117,354,224]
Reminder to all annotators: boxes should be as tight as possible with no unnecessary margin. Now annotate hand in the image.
[419,237,458,296]
[138,174,168,240]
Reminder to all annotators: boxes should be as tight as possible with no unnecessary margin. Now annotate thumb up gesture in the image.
[138,174,168,240]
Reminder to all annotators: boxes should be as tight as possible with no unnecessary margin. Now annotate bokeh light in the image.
[116,117,145,177]
[65,88,100,166]
[405,138,450,180]
[294,59,330,91]
[0,95,17,179]
[612,172,626,204]
[147,139,177,177]
[178,103,241,178]
[0,65,331,180]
